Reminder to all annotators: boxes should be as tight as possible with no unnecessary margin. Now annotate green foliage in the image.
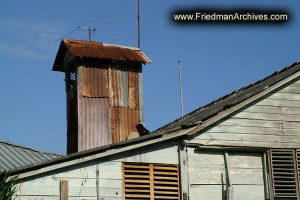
[0,171,18,200]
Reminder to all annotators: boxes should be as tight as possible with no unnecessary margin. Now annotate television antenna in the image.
[178,60,184,117]
[57,13,112,41]
[78,26,97,41]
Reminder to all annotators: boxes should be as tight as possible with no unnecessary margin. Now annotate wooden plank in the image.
[244,105,283,114]
[16,179,60,196]
[150,164,155,200]
[228,152,263,168]
[60,180,68,200]
[189,139,300,148]
[235,111,300,122]
[207,125,283,135]
[257,99,300,108]
[189,185,223,200]
[17,177,122,196]
[196,132,285,143]
[187,148,225,167]
[231,185,265,200]
[220,118,283,128]
[122,162,125,200]
[14,196,60,200]
[188,167,225,184]
[279,85,300,94]
[113,143,179,164]
[268,92,300,101]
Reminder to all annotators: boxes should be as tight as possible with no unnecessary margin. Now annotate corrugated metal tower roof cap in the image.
[53,39,151,72]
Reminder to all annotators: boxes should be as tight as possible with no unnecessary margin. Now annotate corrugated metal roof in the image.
[53,39,151,72]
[0,141,63,172]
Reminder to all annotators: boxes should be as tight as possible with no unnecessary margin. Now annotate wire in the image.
[79,13,112,27]
[56,13,112,41]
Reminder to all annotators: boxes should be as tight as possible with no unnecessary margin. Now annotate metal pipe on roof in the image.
[178,60,184,117]
[138,0,141,49]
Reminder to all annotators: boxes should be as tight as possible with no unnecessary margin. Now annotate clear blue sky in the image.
[0,0,299,154]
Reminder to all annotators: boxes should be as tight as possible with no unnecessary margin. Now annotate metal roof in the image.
[154,60,300,133]
[53,39,151,72]
[0,141,63,172]
[10,60,300,177]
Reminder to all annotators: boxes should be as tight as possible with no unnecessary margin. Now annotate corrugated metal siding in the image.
[74,62,143,152]
[82,66,109,97]
[110,65,129,107]
[0,141,62,172]
[78,97,111,152]
[128,66,139,109]
[111,107,139,142]
[138,65,144,123]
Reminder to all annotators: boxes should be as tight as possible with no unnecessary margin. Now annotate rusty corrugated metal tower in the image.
[52,39,151,154]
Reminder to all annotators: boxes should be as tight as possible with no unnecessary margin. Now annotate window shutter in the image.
[153,164,180,200]
[123,163,151,199]
[270,149,298,199]
[123,163,180,200]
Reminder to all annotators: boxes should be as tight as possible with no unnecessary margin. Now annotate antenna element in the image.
[138,0,141,48]
[178,60,184,117]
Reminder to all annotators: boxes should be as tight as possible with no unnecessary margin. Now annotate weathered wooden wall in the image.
[187,148,265,200]
[14,143,178,199]
[190,78,300,148]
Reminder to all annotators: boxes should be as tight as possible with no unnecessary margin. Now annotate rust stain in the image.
[82,66,109,98]
[128,66,139,109]
[111,107,120,144]
[112,107,139,142]
[53,39,151,72]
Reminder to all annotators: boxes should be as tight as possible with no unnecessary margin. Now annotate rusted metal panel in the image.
[82,66,109,98]
[111,107,139,142]
[138,64,144,123]
[110,65,129,107]
[78,97,111,152]
[128,66,139,109]
[53,39,151,72]
[111,107,120,144]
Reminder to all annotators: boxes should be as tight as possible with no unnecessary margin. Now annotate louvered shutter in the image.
[153,164,180,200]
[123,163,151,199]
[123,163,180,200]
[270,149,298,199]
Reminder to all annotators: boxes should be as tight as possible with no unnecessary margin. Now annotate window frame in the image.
[122,162,181,200]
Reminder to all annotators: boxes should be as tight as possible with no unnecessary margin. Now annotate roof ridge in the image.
[0,140,63,157]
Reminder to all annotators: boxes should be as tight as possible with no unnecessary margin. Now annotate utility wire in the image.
[56,13,112,41]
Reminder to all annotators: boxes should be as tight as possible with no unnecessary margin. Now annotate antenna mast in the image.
[178,60,184,117]
[79,26,96,41]
[138,0,141,48]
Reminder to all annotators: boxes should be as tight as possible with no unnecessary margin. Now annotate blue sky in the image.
[0,0,299,154]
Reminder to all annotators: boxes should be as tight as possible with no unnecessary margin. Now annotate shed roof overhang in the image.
[52,39,151,72]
